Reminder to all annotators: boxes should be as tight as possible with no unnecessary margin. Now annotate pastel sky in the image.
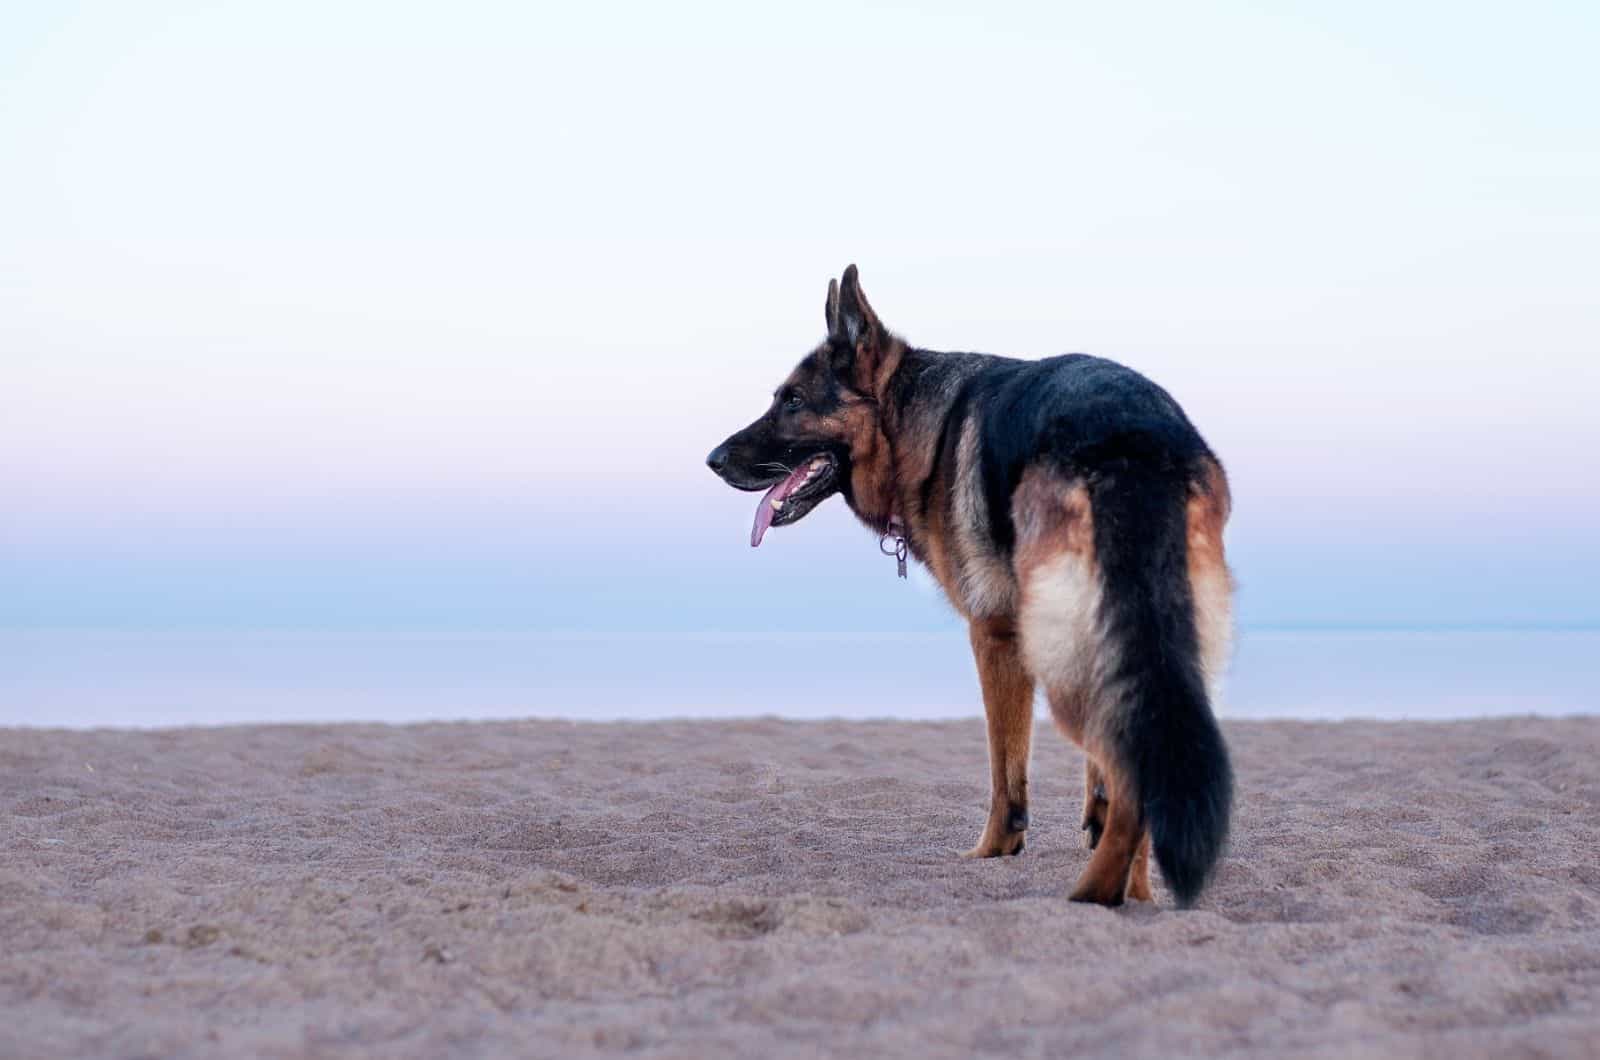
[3,1,1597,632]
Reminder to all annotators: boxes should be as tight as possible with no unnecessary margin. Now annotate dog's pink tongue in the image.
[750,468,806,548]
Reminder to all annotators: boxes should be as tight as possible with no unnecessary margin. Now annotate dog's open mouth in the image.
[750,455,838,547]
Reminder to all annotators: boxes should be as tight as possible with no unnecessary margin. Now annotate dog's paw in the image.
[962,832,1026,858]
[1068,876,1126,907]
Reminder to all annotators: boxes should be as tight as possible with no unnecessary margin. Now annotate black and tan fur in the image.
[707,266,1234,907]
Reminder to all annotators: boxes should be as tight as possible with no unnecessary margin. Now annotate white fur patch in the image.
[1018,551,1106,707]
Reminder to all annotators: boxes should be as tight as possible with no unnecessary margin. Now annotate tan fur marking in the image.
[1012,469,1095,563]
[1188,459,1235,697]
[815,336,909,532]
[798,381,898,532]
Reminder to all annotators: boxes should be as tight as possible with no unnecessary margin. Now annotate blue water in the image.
[2,630,1595,729]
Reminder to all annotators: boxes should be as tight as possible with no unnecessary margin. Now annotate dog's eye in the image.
[782,391,804,412]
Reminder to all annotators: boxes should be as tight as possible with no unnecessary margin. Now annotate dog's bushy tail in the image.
[1088,453,1233,907]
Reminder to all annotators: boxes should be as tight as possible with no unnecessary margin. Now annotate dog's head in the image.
[706,265,899,546]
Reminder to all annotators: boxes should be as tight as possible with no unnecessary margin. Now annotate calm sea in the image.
[1,630,1595,729]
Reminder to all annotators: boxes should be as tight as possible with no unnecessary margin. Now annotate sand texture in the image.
[5,716,1600,1058]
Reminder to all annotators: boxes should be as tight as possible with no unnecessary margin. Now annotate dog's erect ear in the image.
[824,277,840,337]
[836,264,880,349]
[829,264,894,391]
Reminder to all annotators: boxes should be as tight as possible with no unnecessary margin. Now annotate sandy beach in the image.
[4,715,1599,1058]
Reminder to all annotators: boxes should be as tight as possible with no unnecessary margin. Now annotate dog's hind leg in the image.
[962,618,1034,858]
[1068,766,1145,906]
[1082,758,1150,897]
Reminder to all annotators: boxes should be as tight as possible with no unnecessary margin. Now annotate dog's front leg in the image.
[962,618,1034,858]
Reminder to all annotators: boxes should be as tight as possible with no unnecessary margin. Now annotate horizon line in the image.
[4,622,1599,637]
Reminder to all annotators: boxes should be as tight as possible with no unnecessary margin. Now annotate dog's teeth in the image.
[770,498,783,510]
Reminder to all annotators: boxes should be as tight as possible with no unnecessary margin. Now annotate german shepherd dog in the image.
[706,266,1234,908]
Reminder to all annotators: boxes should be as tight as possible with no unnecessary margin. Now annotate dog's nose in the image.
[706,443,730,474]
